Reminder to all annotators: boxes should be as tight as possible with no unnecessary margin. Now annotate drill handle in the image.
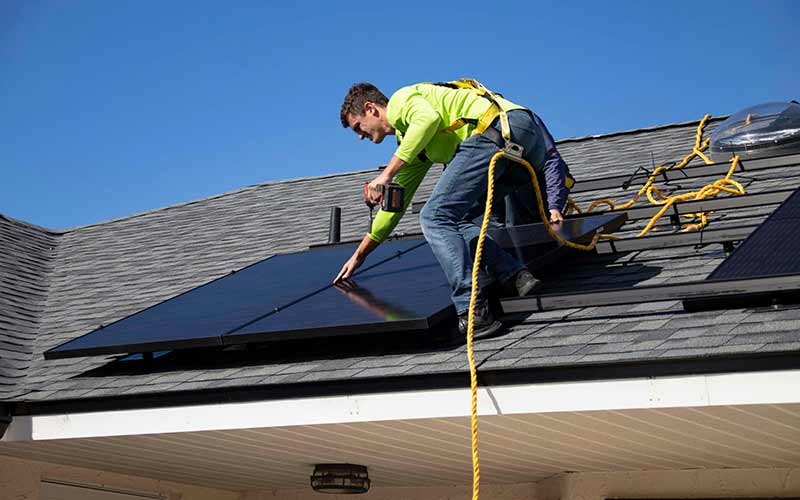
[363,182,382,209]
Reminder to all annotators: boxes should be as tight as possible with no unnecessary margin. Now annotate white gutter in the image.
[4,369,800,442]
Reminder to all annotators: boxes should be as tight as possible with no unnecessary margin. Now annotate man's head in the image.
[340,83,393,144]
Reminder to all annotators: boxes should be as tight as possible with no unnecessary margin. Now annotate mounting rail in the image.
[501,274,800,314]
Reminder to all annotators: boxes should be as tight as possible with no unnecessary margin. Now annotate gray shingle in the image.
[404,362,463,375]
[728,319,800,335]
[760,341,800,352]
[577,340,666,355]
[726,332,800,346]
[351,356,415,369]
[660,344,767,358]
[515,345,586,359]
[656,335,733,351]
[516,334,600,349]
[274,363,320,376]
[406,351,461,365]
[352,366,413,378]
[296,369,364,383]
[668,324,738,339]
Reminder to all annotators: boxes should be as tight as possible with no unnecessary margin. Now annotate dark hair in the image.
[340,83,388,128]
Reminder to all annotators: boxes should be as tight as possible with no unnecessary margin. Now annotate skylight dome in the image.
[710,101,800,161]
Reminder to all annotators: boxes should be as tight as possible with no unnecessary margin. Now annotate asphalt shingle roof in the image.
[0,215,59,398]
[3,115,800,408]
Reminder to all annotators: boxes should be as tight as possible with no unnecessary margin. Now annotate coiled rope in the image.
[568,115,745,236]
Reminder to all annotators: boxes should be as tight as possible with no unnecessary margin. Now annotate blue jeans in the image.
[420,110,547,314]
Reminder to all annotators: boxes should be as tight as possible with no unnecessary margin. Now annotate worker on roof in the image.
[334,81,571,337]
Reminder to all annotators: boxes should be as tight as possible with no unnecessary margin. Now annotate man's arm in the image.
[334,158,432,282]
[531,113,568,222]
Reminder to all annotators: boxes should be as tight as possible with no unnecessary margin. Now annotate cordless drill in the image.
[364,182,405,226]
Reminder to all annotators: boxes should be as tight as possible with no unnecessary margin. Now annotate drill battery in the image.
[363,182,405,213]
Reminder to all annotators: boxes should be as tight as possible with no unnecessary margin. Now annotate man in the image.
[334,81,569,336]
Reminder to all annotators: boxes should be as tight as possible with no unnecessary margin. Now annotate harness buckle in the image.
[503,141,524,159]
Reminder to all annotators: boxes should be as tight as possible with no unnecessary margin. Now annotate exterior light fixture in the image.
[310,464,370,494]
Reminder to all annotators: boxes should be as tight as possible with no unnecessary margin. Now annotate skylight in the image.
[710,101,800,161]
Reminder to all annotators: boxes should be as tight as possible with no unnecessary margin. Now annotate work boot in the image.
[510,269,542,297]
[458,301,502,338]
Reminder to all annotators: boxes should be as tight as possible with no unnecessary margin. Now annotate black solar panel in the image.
[683,187,800,311]
[706,188,800,280]
[489,213,626,267]
[488,213,625,249]
[226,243,453,343]
[45,239,427,359]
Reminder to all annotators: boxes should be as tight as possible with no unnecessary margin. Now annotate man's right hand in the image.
[334,251,365,283]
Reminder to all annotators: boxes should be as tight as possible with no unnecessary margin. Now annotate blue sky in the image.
[2,0,798,229]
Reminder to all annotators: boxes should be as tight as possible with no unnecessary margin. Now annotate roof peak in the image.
[556,115,726,144]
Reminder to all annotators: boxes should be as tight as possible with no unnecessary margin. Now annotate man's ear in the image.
[364,101,379,116]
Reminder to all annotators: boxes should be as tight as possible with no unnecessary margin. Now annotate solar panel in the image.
[45,239,426,359]
[488,213,625,250]
[225,243,453,343]
[705,188,800,280]
[488,213,626,267]
[683,187,800,311]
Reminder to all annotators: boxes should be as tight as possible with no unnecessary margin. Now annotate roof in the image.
[3,115,800,411]
[0,215,59,398]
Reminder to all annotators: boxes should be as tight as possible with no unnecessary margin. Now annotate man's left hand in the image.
[334,251,365,283]
[549,208,564,224]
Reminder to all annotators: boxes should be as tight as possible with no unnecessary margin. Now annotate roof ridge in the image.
[60,167,383,233]
[556,115,727,144]
[0,214,65,236]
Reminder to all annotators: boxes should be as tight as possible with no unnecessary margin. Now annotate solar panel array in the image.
[45,213,624,359]
[46,239,451,359]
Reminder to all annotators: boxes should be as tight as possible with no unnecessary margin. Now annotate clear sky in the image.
[2,0,798,230]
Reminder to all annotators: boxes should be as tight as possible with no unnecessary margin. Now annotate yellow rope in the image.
[466,149,601,500]
[579,115,745,236]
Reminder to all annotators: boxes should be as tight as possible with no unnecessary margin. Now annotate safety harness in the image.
[429,79,576,190]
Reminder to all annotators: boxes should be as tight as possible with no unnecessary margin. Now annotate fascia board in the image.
[4,369,800,442]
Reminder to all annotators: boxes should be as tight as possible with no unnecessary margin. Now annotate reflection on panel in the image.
[226,243,454,342]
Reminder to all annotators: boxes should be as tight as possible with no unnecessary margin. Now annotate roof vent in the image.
[710,101,800,161]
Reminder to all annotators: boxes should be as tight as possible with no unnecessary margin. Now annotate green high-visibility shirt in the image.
[367,83,524,243]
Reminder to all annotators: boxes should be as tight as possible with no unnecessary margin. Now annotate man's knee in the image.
[420,200,455,236]
[419,203,436,235]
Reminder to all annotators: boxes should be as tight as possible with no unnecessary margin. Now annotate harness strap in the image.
[481,118,575,191]
[430,79,511,141]
[430,79,576,190]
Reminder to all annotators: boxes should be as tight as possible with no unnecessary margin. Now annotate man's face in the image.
[346,102,389,144]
